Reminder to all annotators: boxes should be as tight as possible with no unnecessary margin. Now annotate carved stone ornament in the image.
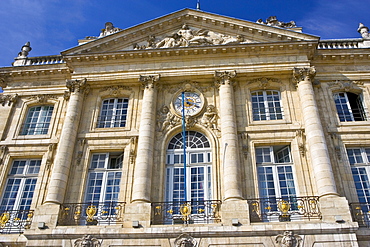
[327,80,364,92]
[99,85,132,95]
[329,132,342,160]
[74,235,101,247]
[200,105,218,130]
[157,105,181,132]
[28,94,56,103]
[46,143,56,169]
[98,22,122,38]
[296,130,306,157]
[238,132,248,159]
[133,24,252,50]
[358,23,370,39]
[0,94,18,106]
[0,76,7,89]
[174,233,197,247]
[139,74,160,89]
[247,77,281,89]
[214,70,237,86]
[130,136,138,164]
[0,146,8,166]
[66,78,88,93]
[63,90,71,100]
[256,16,297,28]
[293,67,316,84]
[275,231,302,247]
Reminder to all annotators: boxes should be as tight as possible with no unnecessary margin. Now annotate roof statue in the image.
[133,24,251,50]
[358,23,370,39]
[12,42,32,66]
[99,22,122,38]
[256,16,297,28]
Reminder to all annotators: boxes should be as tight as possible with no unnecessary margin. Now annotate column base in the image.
[123,202,152,228]
[30,203,60,231]
[319,196,354,223]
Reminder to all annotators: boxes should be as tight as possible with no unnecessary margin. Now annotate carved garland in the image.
[27,94,57,103]
[247,77,282,89]
[327,80,364,92]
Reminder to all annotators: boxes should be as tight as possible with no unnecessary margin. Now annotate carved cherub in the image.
[157,106,177,132]
[74,235,101,247]
[201,105,218,129]
[275,231,302,247]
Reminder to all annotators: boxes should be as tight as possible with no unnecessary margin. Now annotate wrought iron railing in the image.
[58,202,125,226]
[247,196,321,222]
[0,210,34,234]
[350,203,370,228]
[151,200,221,225]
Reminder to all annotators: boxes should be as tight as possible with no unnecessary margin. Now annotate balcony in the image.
[58,202,125,226]
[247,196,322,222]
[151,200,221,225]
[350,203,370,228]
[0,210,34,234]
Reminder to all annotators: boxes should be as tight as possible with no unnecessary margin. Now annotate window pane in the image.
[21,105,54,135]
[98,98,128,128]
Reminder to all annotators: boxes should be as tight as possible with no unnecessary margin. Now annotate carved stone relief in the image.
[46,143,56,169]
[247,77,281,89]
[200,105,218,130]
[130,136,138,164]
[66,78,88,94]
[99,85,133,95]
[27,94,56,103]
[74,235,101,247]
[327,80,364,92]
[0,94,18,106]
[296,130,306,157]
[293,67,316,84]
[0,76,7,89]
[133,24,252,50]
[275,231,302,247]
[157,105,180,132]
[174,233,197,247]
[214,70,237,86]
[0,146,8,166]
[257,16,297,28]
[139,74,160,89]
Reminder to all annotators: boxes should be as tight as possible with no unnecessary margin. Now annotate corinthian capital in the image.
[139,74,160,89]
[214,70,237,86]
[66,78,88,93]
[293,67,316,83]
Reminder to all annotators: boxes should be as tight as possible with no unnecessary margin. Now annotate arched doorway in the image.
[165,131,212,202]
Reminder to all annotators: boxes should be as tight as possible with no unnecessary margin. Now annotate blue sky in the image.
[0,0,369,67]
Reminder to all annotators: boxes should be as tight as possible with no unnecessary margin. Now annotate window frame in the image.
[20,105,54,136]
[97,98,129,128]
[251,90,284,121]
[333,92,367,122]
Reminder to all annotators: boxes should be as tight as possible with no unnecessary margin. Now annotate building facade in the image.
[0,8,370,247]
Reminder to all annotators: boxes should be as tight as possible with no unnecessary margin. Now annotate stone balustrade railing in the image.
[318,39,361,49]
[28,55,65,65]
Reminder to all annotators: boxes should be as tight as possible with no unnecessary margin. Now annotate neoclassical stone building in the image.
[0,8,370,247]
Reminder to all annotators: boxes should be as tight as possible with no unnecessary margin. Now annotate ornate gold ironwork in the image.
[0,213,10,227]
[0,210,34,234]
[350,203,370,228]
[180,203,191,221]
[86,205,97,222]
[278,200,290,215]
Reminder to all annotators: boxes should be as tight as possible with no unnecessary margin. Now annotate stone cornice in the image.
[64,41,318,65]
[0,66,71,79]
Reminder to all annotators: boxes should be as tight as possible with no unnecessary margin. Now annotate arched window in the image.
[165,131,212,203]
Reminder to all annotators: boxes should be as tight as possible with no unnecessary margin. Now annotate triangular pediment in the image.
[62,8,319,55]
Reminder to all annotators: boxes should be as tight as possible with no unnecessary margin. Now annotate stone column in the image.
[293,67,338,197]
[44,79,88,204]
[215,71,243,201]
[131,75,159,203]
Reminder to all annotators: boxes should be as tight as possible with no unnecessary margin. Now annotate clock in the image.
[173,91,203,116]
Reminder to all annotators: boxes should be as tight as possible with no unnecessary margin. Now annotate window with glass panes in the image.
[21,105,54,135]
[346,148,370,204]
[85,153,123,203]
[256,146,296,199]
[165,131,212,203]
[0,159,41,212]
[334,92,367,122]
[251,90,283,121]
[97,98,129,128]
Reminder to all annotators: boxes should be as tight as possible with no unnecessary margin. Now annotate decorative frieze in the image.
[275,231,302,247]
[0,94,18,106]
[139,74,160,89]
[327,80,364,91]
[99,85,132,95]
[247,77,281,89]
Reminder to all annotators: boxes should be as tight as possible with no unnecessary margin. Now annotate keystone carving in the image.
[275,231,302,247]
[174,233,197,247]
[74,235,101,247]
[139,74,160,89]
[293,67,316,83]
[0,94,18,106]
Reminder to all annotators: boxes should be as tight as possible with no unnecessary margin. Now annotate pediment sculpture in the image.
[133,24,253,50]
[256,16,297,28]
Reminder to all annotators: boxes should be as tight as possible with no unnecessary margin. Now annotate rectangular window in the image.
[334,92,367,122]
[85,153,123,204]
[251,90,283,121]
[347,148,370,204]
[97,98,129,128]
[21,105,54,135]
[1,159,41,212]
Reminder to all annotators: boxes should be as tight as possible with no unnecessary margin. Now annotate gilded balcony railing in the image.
[0,210,34,234]
[151,200,221,225]
[349,203,370,228]
[247,196,321,222]
[58,202,125,226]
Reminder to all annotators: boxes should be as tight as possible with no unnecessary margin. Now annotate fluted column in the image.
[45,79,88,204]
[131,75,160,203]
[215,71,243,201]
[293,67,338,197]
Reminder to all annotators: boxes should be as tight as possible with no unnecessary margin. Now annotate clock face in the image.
[173,92,203,116]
